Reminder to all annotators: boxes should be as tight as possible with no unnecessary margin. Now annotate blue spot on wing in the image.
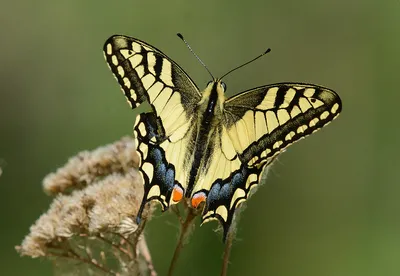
[149,147,162,161]
[219,184,231,200]
[208,183,221,201]
[231,171,244,187]
[165,167,175,189]
[135,112,178,223]
[202,165,263,242]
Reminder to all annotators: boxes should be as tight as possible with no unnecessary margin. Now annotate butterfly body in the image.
[186,82,225,194]
[104,35,342,240]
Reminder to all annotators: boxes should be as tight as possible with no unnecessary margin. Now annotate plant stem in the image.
[220,229,234,276]
[132,219,147,259]
[97,234,132,259]
[167,208,197,276]
[48,250,116,275]
[138,237,157,276]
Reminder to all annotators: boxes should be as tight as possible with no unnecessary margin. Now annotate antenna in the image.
[220,48,271,80]
[177,33,214,80]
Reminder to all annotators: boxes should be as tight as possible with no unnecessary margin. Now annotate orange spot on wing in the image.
[172,185,184,203]
[191,192,207,208]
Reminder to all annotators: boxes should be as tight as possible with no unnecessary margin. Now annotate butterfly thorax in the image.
[185,81,226,197]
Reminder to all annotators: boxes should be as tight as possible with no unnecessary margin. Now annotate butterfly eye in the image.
[221,82,227,91]
[207,80,213,87]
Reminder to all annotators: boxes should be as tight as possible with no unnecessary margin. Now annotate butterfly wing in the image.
[104,35,201,138]
[133,111,193,222]
[201,83,342,239]
[104,35,201,221]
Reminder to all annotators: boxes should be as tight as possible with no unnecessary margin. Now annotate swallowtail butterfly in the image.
[104,35,342,240]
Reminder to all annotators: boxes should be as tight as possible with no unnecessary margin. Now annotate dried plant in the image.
[17,136,238,276]
[16,137,156,276]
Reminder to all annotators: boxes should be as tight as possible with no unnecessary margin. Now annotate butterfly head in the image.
[198,80,227,111]
[206,80,227,94]
[208,80,227,106]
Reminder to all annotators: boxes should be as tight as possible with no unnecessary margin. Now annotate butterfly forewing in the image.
[224,83,341,165]
[104,35,201,138]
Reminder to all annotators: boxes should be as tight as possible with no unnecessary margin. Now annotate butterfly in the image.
[103,34,342,241]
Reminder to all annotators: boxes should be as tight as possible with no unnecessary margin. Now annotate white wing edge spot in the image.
[117,66,125,78]
[320,111,330,120]
[260,148,271,158]
[202,211,216,224]
[297,125,308,134]
[130,89,137,101]
[309,118,319,127]
[216,206,228,221]
[123,77,131,89]
[246,173,258,189]
[111,55,118,66]
[331,103,340,114]
[147,185,160,199]
[273,140,283,149]
[106,43,112,55]
[285,131,296,141]
[229,188,246,209]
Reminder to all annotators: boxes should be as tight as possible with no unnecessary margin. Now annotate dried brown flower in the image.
[43,136,139,195]
[17,137,156,276]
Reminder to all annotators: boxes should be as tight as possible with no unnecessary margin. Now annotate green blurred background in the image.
[1,0,399,275]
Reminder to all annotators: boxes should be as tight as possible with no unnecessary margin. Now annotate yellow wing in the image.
[104,35,203,222]
[134,112,195,222]
[224,83,341,165]
[200,83,342,240]
[104,35,201,138]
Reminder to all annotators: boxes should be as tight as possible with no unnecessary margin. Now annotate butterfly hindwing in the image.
[201,164,268,241]
[133,112,170,221]
[134,109,196,223]
[134,112,191,223]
